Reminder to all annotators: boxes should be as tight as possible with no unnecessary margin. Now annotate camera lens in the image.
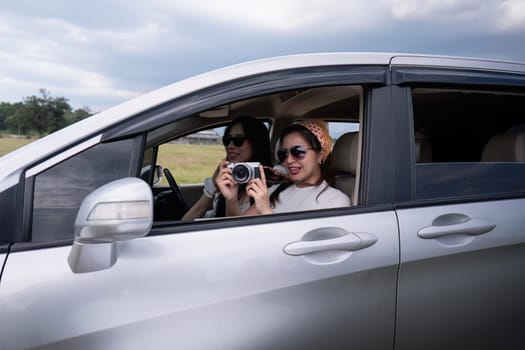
[232,164,250,183]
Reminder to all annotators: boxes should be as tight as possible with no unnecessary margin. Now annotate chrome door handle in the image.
[284,232,377,256]
[418,218,496,239]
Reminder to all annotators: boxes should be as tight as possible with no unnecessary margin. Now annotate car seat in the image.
[481,132,525,162]
[331,132,359,202]
[415,131,433,163]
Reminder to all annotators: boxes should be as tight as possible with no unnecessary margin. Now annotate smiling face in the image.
[224,123,253,163]
[280,131,324,186]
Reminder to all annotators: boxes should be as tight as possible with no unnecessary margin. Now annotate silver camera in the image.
[227,162,261,184]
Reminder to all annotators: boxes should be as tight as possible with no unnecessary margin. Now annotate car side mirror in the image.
[140,164,163,185]
[68,177,153,273]
[152,165,163,185]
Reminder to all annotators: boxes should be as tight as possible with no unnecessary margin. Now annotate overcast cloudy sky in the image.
[1,0,524,111]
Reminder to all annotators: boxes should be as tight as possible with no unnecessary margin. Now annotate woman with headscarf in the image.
[217,120,350,215]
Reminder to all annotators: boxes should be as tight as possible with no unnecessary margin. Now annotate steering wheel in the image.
[163,168,188,213]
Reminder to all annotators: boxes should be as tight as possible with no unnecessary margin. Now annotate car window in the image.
[31,138,139,242]
[412,87,525,200]
[155,129,225,187]
[146,85,363,222]
[328,121,359,141]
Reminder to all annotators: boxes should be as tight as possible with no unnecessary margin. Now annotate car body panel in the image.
[0,211,399,349]
[395,198,525,349]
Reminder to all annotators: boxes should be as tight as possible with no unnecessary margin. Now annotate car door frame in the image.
[1,63,404,350]
[391,63,525,349]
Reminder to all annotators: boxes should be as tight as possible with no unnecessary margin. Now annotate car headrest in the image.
[481,132,525,162]
[415,131,433,163]
[332,132,359,174]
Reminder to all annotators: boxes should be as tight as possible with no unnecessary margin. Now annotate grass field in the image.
[0,137,36,156]
[157,143,225,184]
[0,137,224,184]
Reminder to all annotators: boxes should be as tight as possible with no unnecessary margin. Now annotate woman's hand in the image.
[246,165,273,214]
[215,160,238,200]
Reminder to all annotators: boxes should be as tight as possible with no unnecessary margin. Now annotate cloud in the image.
[157,0,331,32]
[497,0,525,31]
[387,0,525,33]
[0,0,524,111]
[152,0,390,32]
[0,11,165,108]
[0,49,140,109]
[152,0,525,35]
[388,0,485,20]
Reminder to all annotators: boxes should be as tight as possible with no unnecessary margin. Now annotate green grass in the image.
[157,143,225,184]
[0,137,36,156]
[0,137,224,184]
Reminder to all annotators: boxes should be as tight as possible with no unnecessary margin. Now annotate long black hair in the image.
[269,124,334,206]
[215,117,272,217]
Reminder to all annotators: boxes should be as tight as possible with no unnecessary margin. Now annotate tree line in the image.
[0,89,93,137]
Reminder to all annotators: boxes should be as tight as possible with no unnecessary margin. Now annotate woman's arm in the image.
[180,160,225,221]
[180,194,214,221]
[224,197,243,216]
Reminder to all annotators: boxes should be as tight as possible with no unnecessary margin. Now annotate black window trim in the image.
[102,65,389,142]
[398,74,525,205]
[149,203,395,236]
[392,66,525,87]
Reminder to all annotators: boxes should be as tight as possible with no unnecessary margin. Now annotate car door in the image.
[0,66,400,349]
[396,200,525,349]
[392,67,525,349]
[1,211,399,349]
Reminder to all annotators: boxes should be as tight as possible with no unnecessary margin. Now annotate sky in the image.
[1,0,524,112]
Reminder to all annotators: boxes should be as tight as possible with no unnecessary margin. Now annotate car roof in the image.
[1,52,524,190]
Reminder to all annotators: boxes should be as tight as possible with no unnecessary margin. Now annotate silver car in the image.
[1,53,524,349]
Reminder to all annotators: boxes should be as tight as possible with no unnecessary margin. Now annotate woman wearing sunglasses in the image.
[219,120,350,216]
[181,116,272,220]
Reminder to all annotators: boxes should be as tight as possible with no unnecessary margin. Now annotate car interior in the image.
[141,84,363,221]
[411,87,525,200]
[143,84,525,220]
[411,87,525,163]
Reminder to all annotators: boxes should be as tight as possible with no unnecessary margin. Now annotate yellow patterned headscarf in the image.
[294,120,331,160]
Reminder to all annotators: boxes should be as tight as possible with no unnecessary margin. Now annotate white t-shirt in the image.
[269,180,350,213]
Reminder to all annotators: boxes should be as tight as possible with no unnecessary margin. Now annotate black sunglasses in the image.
[222,135,248,147]
[277,145,313,163]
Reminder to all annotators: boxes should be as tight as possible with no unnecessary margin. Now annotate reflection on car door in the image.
[395,199,525,349]
[0,211,398,349]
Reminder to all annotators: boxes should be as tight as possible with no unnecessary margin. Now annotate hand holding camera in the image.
[216,161,278,215]
[226,162,261,184]
[215,161,257,201]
